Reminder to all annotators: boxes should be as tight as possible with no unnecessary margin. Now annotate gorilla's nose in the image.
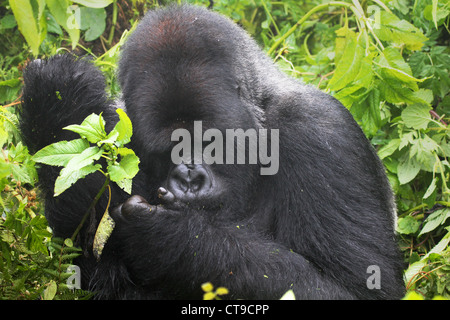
[168,164,212,196]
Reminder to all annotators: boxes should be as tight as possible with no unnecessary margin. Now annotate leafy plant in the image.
[8,0,114,55]
[0,105,90,299]
[32,108,140,256]
[211,0,449,299]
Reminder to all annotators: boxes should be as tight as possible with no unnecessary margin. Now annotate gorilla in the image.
[20,4,405,299]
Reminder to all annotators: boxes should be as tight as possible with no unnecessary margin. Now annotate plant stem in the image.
[70,174,111,242]
[267,1,353,56]
[107,1,118,46]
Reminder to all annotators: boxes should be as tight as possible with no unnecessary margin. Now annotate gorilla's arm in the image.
[20,55,121,237]
[110,196,355,300]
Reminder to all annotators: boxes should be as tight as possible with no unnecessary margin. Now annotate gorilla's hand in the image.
[108,192,345,299]
[111,195,156,222]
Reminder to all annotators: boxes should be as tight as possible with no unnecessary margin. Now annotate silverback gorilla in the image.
[20,5,405,299]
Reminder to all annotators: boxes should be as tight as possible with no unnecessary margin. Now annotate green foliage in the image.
[33,108,139,196]
[7,0,114,55]
[32,108,139,263]
[221,0,449,299]
[0,106,89,299]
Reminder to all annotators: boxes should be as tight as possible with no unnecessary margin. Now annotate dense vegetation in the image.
[0,0,448,300]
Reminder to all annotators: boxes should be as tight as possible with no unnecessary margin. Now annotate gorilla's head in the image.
[118,5,267,216]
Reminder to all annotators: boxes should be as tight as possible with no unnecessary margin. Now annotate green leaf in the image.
[11,163,34,185]
[368,88,382,130]
[0,15,17,29]
[375,11,428,50]
[378,80,428,105]
[424,2,450,28]
[72,0,113,8]
[378,139,401,160]
[43,280,57,300]
[115,178,132,194]
[45,11,62,35]
[46,0,80,49]
[419,209,450,236]
[64,238,74,247]
[53,146,103,196]
[32,139,90,167]
[328,27,365,91]
[402,104,432,130]
[397,154,421,185]
[9,0,43,55]
[396,216,420,234]
[109,108,133,147]
[376,47,422,91]
[108,148,140,182]
[63,146,103,172]
[54,164,101,196]
[423,177,437,199]
[79,7,106,42]
[64,113,106,143]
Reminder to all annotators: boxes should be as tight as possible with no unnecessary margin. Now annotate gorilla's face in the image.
[120,34,263,216]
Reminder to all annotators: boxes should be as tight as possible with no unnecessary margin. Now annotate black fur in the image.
[20,5,404,299]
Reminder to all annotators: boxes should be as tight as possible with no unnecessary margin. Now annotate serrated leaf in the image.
[328,28,365,91]
[11,163,34,185]
[109,108,133,147]
[402,104,432,130]
[378,80,428,105]
[108,149,140,182]
[376,47,422,91]
[53,146,103,196]
[375,11,427,50]
[64,146,103,172]
[115,178,132,194]
[396,216,421,234]
[397,154,421,184]
[378,139,401,159]
[33,139,90,167]
[54,164,101,196]
[64,113,106,143]
[419,208,450,236]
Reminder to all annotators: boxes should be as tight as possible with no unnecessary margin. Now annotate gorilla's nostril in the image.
[168,164,212,197]
[190,176,206,192]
